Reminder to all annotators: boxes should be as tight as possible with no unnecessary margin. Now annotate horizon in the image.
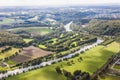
[0,0,120,7]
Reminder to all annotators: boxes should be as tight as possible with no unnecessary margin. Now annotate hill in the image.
[0,31,25,47]
[85,20,120,36]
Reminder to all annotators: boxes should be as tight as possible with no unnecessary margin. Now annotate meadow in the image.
[100,75,120,80]
[8,27,53,36]
[0,18,15,25]
[23,39,33,43]
[0,47,19,60]
[7,42,120,80]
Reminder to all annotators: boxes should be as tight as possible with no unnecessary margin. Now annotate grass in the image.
[39,45,47,49]
[113,65,120,69]
[60,34,64,38]
[71,42,77,46]
[100,75,120,80]
[6,60,17,65]
[7,42,120,80]
[0,18,15,25]
[8,27,53,36]
[7,65,66,80]
[52,38,58,44]
[23,39,33,43]
[0,48,19,59]
[0,66,10,71]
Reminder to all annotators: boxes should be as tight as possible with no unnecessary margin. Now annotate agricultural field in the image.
[100,75,120,80]
[7,42,120,80]
[9,46,52,63]
[0,18,15,25]
[38,32,97,53]
[8,27,53,36]
[20,46,52,58]
[11,54,31,63]
[113,65,120,69]
[0,47,19,60]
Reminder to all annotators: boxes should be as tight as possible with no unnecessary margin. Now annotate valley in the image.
[0,5,119,80]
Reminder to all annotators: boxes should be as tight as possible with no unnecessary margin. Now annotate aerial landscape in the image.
[0,0,120,80]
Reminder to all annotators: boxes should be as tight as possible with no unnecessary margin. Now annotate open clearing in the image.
[113,65,120,69]
[8,27,53,36]
[20,46,52,58]
[100,75,120,80]
[0,18,15,25]
[38,44,47,49]
[7,42,120,80]
[9,46,52,63]
[23,38,33,43]
[0,48,19,59]
[11,54,31,63]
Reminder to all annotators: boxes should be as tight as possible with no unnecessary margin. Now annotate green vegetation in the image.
[0,18,14,25]
[100,75,120,80]
[101,39,114,46]
[0,48,19,59]
[85,20,120,36]
[23,39,33,43]
[113,65,120,69]
[70,23,81,31]
[38,32,97,53]
[39,45,47,49]
[0,31,25,47]
[6,60,17,65]
[7,42,120,80]
[9,27,53,36]
[7,65,66,80]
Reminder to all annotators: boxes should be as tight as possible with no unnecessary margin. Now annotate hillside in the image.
[85,20,120,36]
[0,31,25,47]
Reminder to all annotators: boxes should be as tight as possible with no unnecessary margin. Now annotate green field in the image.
[0,18,15,25]
[23,39,33,43]
[0,48,19,60]
[39,44,47,49]
[8,27,53,36]
[6,60,17,65]
[113,65,120,69]
[100,75,120,80]
[7,42,120,80]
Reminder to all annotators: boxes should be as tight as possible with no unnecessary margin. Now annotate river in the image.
[0,39,103,79]
[64,21,73,32]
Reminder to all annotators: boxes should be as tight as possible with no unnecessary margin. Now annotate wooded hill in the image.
[85,20,120,36]
[0,31,25,47]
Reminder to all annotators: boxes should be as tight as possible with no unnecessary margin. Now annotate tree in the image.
[55,66,62,74]
[63,69,72,79]
[73,70,81,76]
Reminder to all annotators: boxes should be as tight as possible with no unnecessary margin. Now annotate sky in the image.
[0,0,120,6]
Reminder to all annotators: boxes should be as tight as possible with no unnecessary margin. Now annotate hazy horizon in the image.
[0,0,120,7]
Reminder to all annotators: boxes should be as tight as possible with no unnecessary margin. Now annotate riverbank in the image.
[0,39,103,79]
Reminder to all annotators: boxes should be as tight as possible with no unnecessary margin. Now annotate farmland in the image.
[0,47,19,60]
[8,27,53,36]
[6,42,120,80]
[8,46,52,64]
[100,75,120,80]
[113,65,120,69]
[11,54,31,63]
[0,18,15,25]
[38,32,97,53]
[20,46,52,58]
